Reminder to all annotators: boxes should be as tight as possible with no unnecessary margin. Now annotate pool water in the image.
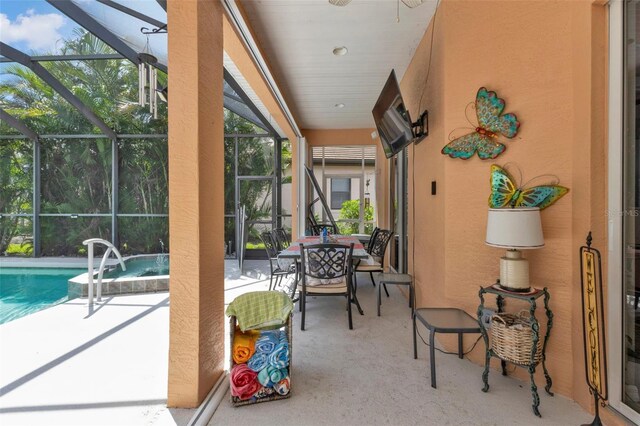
[0,268,85,324]
[103,255,169,279]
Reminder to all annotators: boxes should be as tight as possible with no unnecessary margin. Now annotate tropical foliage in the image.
[337,199,374,235]
[1,29,284,257]
[223,111,288,255]
[0,30,168,256]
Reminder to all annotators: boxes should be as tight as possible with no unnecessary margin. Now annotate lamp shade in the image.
[485,208,544,249]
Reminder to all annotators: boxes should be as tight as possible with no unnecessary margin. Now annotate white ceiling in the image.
[240,0,437,130]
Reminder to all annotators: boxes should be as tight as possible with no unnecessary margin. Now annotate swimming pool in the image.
[103,254,169,278]
[0,268,86,324]
[68,254,170,298]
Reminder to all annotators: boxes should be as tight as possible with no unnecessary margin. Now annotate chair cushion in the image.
[305,278,348,294]
[355,255,382,271]
[306,276,344,286]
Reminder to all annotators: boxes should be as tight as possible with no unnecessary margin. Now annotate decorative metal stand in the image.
[477,285,554,417]
[579,232,608,426]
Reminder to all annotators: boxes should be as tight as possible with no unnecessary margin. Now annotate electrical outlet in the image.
[481,308,495,329]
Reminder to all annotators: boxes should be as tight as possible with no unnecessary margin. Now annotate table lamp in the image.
[485,207,544,292]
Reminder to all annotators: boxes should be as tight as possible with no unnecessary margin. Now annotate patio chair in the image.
[299,242,355,330]
[259,231,294,291]
[310,223,338,236]
[273,228,291,251]
[353,227,393,295]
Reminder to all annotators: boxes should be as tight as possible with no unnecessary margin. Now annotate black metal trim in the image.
[33,138,41,256]
[0,108,38,140]
[0,43,118,139]
[46,0,167,74]
[224,69,278,136]
[96,0,166,28]
[0,53,124,63]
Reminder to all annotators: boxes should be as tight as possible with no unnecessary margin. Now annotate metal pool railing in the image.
[82,238,126,309]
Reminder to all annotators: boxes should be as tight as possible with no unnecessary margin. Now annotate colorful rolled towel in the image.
[278,331,288,345]
[233,328,259,364]
[255,330,280,354]
[230,364,261,400]
[247,352,269,372]
[268,342,289,369]
[258,366,288,387]
[274,377,290,396]
[253,386,275,399]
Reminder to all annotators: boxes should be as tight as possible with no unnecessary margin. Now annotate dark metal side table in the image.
[413,307,482,389]
[477,284,554,417]
[376,273,413,316]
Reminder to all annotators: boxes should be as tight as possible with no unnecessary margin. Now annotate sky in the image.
[0,0,80,54]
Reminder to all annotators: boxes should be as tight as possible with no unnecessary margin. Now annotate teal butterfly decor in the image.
[442,87,520,160]
[489,164,569,210]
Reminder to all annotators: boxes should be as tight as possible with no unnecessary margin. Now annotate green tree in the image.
[1,29,273,257]
[223,110,275,254]
[0,30,168,256]
[337,200,374,235]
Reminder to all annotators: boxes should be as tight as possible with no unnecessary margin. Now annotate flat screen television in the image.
[372,70,415,159]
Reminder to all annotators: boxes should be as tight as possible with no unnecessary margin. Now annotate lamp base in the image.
[499,250,531,292]
[498,283,533,293]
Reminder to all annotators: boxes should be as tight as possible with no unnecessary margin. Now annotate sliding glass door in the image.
[623,0,640,415]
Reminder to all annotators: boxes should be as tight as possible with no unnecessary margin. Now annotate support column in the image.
[167,0,225,407]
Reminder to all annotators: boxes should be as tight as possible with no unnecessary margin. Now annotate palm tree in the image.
[0,30,168,256]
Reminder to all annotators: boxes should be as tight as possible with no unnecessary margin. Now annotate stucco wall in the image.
[400,0,608,416]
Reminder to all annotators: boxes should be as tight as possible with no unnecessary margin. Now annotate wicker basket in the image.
[229,315,292,407]
[490,311,542,366]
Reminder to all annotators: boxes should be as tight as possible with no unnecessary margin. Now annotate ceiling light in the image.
[329,0,352,6]
[335,103,345,108]
[332,46,348,56]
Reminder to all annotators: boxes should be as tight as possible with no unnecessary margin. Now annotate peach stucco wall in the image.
[167,0,225,407]
[400,0,609,418]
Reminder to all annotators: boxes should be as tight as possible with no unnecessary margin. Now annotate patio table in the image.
[278,235,368,314]
[278,235,368,259]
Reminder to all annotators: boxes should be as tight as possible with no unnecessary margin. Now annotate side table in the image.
[477,284,554,417]
[413,307,482,389]
[376,273,413,316]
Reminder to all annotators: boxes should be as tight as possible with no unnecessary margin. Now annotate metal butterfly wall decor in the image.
[442,87,520,160]
[489,164,569,210]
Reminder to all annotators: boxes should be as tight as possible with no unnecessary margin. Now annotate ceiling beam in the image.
[96,0,166,29]
[0,42,117,139]
[0,53,124,63]
[0,108,39,140]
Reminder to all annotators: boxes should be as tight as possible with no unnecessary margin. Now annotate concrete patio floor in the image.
[0,259,593,425]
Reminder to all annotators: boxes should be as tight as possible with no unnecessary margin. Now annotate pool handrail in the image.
[82,238,126,308]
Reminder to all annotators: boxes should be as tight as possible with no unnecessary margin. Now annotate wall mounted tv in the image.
[372,70,428,159]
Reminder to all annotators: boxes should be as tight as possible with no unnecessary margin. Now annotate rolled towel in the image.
[232,329,259,364]
[279,332,288,345]
[230,364,261,400]
[247,352,269,372]
[255,330,280,354]
[268,342,289,369]
[257,366,271,387]
[253,386,275,399]
[258,365,287,387]
[274,377,290,396]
